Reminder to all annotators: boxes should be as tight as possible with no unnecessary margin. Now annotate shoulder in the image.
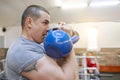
[6,37,45,74]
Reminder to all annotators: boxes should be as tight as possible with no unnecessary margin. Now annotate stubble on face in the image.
[33,11,50,43]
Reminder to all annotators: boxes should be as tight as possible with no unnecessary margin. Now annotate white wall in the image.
[4,26,21,48]
[70,22,120,48]
[98,23,120,48]
[0,27,5,48]
[3,22,120,48]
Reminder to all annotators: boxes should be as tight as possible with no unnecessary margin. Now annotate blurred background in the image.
[0,0,120,80]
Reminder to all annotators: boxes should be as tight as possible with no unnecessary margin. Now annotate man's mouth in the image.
[43,33,47,38]
[43,31,48,38]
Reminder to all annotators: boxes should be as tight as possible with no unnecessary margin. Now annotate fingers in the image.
[50,22,65,29]
[58,22,73,36]
[58,22,66,26]
[57,22,66,30]
[53,22,73,36]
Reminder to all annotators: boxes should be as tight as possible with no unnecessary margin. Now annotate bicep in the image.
[21,55,66,80]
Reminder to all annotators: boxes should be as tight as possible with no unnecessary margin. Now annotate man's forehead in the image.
[40,11,50,21]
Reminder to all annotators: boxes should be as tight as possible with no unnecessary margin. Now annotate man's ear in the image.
[25,17,33,29]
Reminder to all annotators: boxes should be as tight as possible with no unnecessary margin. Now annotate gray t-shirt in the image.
[5,36,45,80]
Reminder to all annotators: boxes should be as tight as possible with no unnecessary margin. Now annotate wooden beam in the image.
[100,65,120,73]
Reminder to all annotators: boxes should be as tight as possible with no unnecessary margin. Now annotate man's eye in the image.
[43,22,48,25]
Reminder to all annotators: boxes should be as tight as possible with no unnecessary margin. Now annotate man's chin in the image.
[41,38,45,42]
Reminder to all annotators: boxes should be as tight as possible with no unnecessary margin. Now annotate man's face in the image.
[30,11,50,43]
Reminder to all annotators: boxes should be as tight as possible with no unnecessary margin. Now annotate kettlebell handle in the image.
[71,35,79,44]
[49,28,79,44]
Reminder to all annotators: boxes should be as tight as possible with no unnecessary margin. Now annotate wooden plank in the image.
[100,66,120,73]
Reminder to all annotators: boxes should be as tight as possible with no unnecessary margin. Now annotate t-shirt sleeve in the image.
[8,45,45,74]
[20,47,45,73]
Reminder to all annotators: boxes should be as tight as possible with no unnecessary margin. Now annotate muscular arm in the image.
[62,48,79,80]
[21,49,79,80]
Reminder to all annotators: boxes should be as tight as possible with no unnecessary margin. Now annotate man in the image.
[86,52,97,74]
[86,52,99,80]
[5,5,79,80]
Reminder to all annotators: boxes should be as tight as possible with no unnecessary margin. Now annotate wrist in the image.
[71,30,74,37]
[71,30,79,37]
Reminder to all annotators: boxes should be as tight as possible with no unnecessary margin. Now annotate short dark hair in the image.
[21,5,49,28]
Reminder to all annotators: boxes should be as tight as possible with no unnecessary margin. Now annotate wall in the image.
[0,27,5,48]
[4,26,21,48]
[3,22,120,48]
[70,22,120,49]
[75,48,120,66]
[0,36,4,48]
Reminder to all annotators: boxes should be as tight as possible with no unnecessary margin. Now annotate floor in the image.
[100,72,120,80]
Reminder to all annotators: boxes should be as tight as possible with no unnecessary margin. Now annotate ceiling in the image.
[0,0,120,27]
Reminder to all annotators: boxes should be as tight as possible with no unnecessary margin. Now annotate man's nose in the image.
[46,25,50,31]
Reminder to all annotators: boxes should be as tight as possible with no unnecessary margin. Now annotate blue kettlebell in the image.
[44,28,79,59]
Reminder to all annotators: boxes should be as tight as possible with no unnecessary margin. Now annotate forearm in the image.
[74,57,79,80]
[62,48,79,80]
[56,22,79,79]
[72,49,79,80]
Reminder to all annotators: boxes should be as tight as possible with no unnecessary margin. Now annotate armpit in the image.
[22,61,37,72]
